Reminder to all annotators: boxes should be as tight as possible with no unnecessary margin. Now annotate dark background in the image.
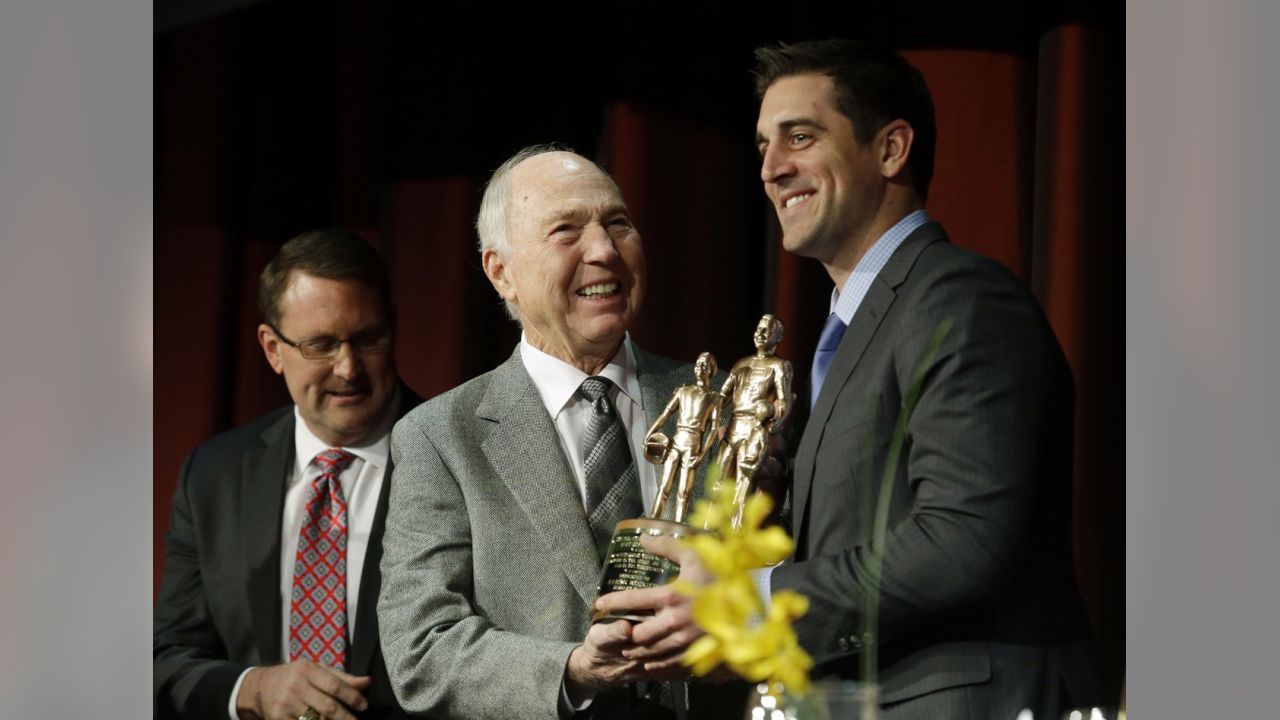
[155,0,1124,693]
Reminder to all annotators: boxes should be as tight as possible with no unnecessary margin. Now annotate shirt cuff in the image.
[559,677,595,717]
[752,565,776,612]
[228,667,254,720]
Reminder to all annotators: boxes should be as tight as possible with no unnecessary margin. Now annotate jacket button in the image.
[836,637,850,652]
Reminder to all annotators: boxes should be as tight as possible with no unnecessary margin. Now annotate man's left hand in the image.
[593,534,708,679]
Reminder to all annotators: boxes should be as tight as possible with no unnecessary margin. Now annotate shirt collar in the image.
[829,209,931,322]
[292,385,398,475]
[519,333,641,418]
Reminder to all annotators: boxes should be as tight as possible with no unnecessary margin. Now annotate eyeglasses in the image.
[269,324,392,361]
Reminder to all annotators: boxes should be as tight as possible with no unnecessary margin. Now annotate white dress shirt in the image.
[519,333,658,513]
[226,395,397,719]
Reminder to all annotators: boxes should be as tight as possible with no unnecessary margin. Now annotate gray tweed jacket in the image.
[378,341,711,720]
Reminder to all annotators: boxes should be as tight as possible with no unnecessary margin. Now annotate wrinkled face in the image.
[757,73,884,264]
[485,152,646,362]
[259,272,398,447]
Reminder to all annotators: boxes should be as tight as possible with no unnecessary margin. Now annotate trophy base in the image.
[591,518,696,623]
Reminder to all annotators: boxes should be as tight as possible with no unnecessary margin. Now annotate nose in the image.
[582,222,620,264]
[760,143,795,185]
[331,341,366,382]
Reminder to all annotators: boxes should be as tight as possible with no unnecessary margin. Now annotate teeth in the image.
[785,193,813,208]
[578,282,619,297]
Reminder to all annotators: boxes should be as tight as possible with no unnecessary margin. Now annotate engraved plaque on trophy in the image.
[591,315,793,622]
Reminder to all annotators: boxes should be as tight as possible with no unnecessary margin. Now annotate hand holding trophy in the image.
[591,315,792,621]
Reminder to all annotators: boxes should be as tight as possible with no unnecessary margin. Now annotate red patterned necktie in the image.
[289,448,355,669]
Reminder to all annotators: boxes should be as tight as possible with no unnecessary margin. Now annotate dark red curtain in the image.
[155,0,1123,690]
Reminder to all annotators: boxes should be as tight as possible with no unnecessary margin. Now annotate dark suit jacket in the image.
[154,388,422,720]
[773,222,1100,719]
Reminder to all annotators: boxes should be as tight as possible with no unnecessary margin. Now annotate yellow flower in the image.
[678,469,814,695]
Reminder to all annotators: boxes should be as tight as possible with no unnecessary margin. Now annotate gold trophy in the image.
[710,314,792,529]
[592,352,721,622]
[592,315,793,621]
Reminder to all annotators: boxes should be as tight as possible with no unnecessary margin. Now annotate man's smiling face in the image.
[486,151,646,365]
[757,73,885,266]
[259,272,397,446]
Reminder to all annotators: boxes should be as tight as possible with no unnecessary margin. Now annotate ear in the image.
[258,324,285,375]
[879,119,915,180]
[482,248,518,304]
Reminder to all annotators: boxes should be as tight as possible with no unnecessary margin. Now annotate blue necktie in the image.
[810,312,848,410]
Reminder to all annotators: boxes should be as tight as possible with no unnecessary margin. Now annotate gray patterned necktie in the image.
[579,376,643,558]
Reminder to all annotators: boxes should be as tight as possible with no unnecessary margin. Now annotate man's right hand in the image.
[563,619,645,706]
[235,660,371,720]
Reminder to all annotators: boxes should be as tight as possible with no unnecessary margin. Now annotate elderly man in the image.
[601,40,1104,719]
[154,229,420,720]
[379,146,725,719]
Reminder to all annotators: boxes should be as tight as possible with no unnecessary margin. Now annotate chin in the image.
[580,318,629,346]
[782,230,822,259]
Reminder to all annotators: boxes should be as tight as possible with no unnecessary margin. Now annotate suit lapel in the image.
[633,344,712,500]
[478,351,601,605]
[348,387,423,676]
[242,411,294,664]
[791,223,948,554]
[634,344,685,429]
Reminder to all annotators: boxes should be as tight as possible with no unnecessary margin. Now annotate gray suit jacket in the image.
[380,342,727,720]
[154,389,421,720]
[773,222,1099,719]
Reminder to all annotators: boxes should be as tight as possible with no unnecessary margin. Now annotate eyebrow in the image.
[543,202,630,228]
[756,117,828,145]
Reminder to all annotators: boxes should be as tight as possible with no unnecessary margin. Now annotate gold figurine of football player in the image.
[643,352,722,523]
[713,314,793,529]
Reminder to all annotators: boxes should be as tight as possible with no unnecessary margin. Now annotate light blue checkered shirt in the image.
[829,209,931,322]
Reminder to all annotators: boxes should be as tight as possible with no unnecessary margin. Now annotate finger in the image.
[637,533,688,563]
[641,650,692,676]
[628,627,697,657]
[596,585,678,616]
[586,618,634,651]
[298,684,359,720]
[637,535,711,585]
[318,667,373,690]
[629,607,698,648]
[305,667,369,713]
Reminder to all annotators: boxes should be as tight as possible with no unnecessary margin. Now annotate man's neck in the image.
[824,196,922,289]
[524,330,623,375]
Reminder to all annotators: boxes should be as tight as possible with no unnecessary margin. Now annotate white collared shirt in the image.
[281,405,394,654]
[519,333,658,512]
[227,394,397,719]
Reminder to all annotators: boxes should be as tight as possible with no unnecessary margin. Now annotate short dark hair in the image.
[753,39,937,200]
[258,227,395,329]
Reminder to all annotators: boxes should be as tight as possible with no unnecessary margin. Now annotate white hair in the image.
[475,143,578,323]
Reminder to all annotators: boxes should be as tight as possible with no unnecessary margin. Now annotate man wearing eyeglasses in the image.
[155,228,419,720]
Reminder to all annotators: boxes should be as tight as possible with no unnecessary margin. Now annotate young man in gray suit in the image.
[379,146,720,719]
[601,40,1104,719]
[154,229,419,720]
